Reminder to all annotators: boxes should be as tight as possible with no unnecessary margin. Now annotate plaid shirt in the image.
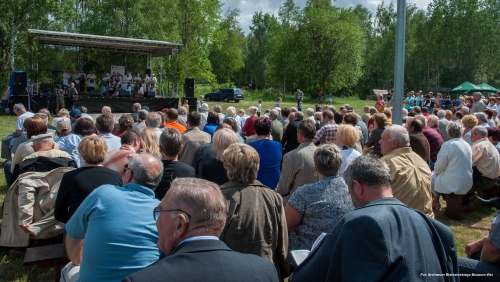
[489,211,500,249]
[314,120,338,144]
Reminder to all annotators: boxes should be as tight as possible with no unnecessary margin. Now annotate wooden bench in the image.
[23,243,69,282]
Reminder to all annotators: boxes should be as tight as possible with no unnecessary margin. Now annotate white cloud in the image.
[221,0,432,33]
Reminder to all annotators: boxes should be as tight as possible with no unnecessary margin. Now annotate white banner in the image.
[111,65,125,76]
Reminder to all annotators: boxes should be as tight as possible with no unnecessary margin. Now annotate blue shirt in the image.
[248,139,282,189]
[202,122,218,137]
[98,133,121,152]
[55,134,82,167]
[405,97,415,110]
[66,183,160,282]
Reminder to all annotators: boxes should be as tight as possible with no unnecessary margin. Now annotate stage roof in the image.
[28,29,183,57]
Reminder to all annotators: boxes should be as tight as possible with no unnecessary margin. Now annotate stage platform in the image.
[9,95,179,114]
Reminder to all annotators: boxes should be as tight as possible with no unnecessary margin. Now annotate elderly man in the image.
[178,112,211,165]
[471,92,486,114]
[55,120,82,167]
[463,126,500,211]
[269,109,283,142]
[122,178,279,282]
[458,211,500,281]
[69,108,81,131]
[199,103,209,130]
[277,120,317,204]
[379,125,434,217]
[177,106,188,127]
[475,112,490,127]
[281,111,304,155]
[133,109,148,133]
[407,118,431,165]
[62,154,163,282]
[145,111,163,141]
[96,114,121,151]
[436,110,451,141]
[313,110,338,145]
[155,128,195,200]
[103,130,141,179]
[290,155,458,281]
[305,108,315,121]
[163,108,186,133]
[130,103,141,122]
[1,103,34,160]
[418,115,444,169]
[213,104,225,124]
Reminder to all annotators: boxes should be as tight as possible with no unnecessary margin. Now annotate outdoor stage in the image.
[9,95,179,113]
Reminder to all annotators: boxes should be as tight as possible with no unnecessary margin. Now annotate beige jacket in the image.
[178,127,211,165]
[0,167,74,247]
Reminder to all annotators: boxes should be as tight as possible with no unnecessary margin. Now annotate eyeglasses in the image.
[153,206,191,222]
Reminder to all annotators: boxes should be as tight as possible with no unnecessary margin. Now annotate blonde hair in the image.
[223,143,259,184]
[102,106,112,115]
[462,115,478,129]
[314,112,323,124]
[336,125,359,147]
[58,108,69,117]
[212,128,240,161]
[78,135,108,165]
[139,128,161,158]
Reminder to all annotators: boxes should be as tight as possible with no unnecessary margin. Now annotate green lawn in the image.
[0,98,496,281]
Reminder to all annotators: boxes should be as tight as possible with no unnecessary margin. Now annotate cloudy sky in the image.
[221,0,433,33]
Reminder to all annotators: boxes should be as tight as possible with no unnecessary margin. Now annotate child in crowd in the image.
[274,97,282,108]
[298,101,303,112]
[257,99,262,117]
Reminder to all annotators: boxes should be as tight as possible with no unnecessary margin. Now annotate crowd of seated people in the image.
[2,92,500,281]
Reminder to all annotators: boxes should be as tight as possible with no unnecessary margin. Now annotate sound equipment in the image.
[184,97,198,112]
[118,90,131,97]
[146,69,151,77]
[89,90,102,97]
[14,72,27,96]
[184,78,194,98]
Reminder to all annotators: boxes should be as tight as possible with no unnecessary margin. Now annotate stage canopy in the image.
[28,29,183,57]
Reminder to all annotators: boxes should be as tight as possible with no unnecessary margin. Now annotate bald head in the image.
[128,153,163,189]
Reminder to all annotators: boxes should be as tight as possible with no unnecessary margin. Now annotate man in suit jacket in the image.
[122,178,278,282]
[270,109,283,142]
[277,119,317,204]
[281,111,304,155]
[437,110,451,141]
[178,112,211,165]
[290,155,459,282]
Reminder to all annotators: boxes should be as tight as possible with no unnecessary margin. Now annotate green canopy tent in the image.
[450,82,482,94]
[477,83,498,93]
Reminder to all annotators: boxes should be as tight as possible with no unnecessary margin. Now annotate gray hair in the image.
[249,106,257,114]
[13,103,25,112]
[133,103,141,112]
[146,112,162,128]
[290,107,298,113]
[402,108,408,115]
[213,104,222,114]
[471,125,488,137]
[446,122,464,139]
[473,92,482,97]
[178,106,187,115]
[461,107,470,114]
[226,106,236,116]
[343,155,391,190]
[269,109,279,120]
[428,115,439,126]
[212,128,240,161]
[314,144,342,177]
[35,113,49,125]
[413,106,421,114]
[329,106,336,113]
[169,178,227,232]
[294,111,304,120]
[129,153,164,189]
[159,128,183,157]
[387,125,410,147]
[475,112,488,123]
[306,108,315,117]
[436,110,446,118]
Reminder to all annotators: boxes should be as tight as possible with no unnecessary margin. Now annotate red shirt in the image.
[242,115,258,136]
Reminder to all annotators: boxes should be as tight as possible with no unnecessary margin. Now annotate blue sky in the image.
[221,0,433,33]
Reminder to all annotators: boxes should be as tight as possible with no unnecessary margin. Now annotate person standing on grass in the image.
[296,89,304,108]
[257,99,262,117]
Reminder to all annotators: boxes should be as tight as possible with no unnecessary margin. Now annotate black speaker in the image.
[184,97,198,112]
[89,90,102,97]
[145,91,156,98]
[13,72,27,96]
[118,90,131,97]
[146,69,151,77]
[185,78,194,98]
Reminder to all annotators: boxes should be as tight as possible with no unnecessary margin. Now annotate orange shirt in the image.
[164,121,187,133]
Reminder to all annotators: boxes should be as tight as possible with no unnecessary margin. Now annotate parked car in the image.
[204,88,244,102]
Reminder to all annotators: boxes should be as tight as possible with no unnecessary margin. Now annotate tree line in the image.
[1,0,499,99]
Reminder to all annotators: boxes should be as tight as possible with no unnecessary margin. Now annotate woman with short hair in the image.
[114,114,134,137]
[54,135,123,223]
[285,144,354,251]
[201,128,239,185]
[202,112,220,137]
[220,143,288,279]
[247,117,282,189]
[336,125,362,177]
[365,113,388,157]
[462,115,478,146]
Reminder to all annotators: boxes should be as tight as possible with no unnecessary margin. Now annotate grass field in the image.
[0,97,496,281]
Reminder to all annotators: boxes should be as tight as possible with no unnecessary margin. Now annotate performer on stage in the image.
[86,70,96,92]
[150,73,157,83]
[143,73,150,84]
[123,71,132,84]
[65,82,78,109]
[78,69,86,92]
[133,73,141,83]
[113,72,122,88]
[63,69,72,86]
[55,85,65,113]
[72,70,81,92]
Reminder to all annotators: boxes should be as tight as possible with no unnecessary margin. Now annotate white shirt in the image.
[86,74,96,87]
[122,73,133,84]
[16,112,35,131]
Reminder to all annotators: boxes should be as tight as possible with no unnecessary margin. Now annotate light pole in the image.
[392,0,406,125]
